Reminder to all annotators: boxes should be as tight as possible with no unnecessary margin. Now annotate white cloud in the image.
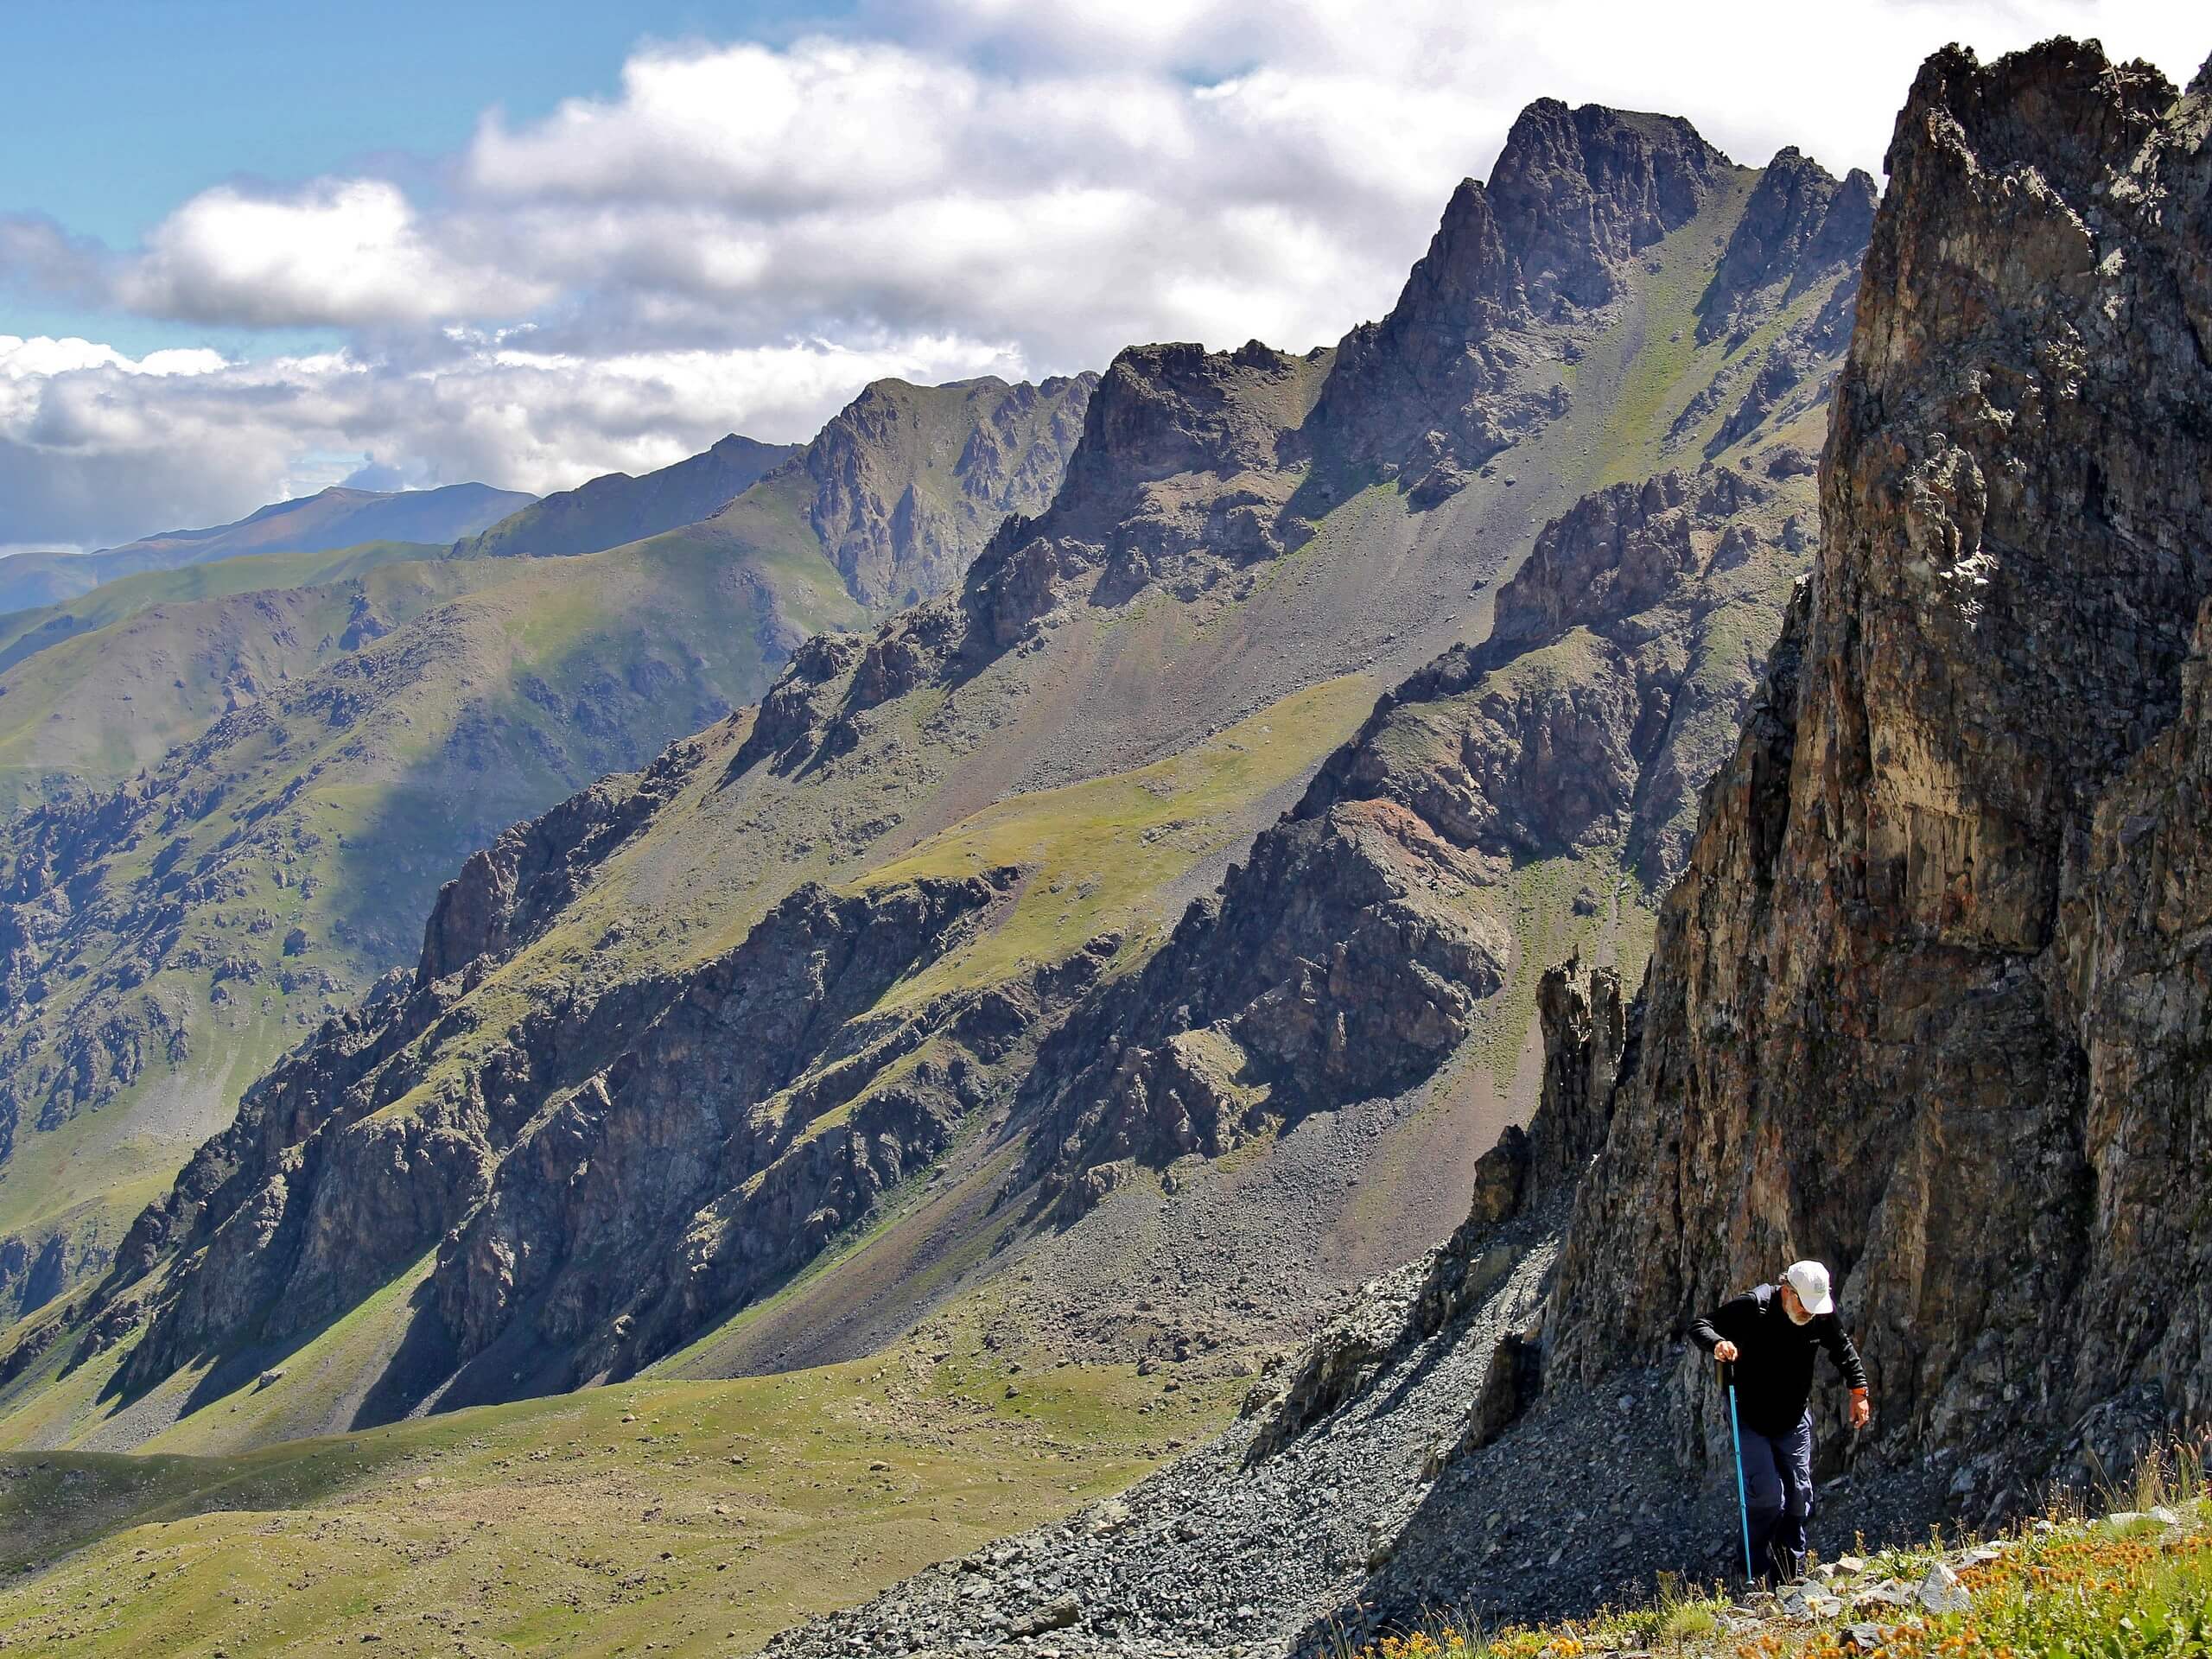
[1,0,2202,548]
[0,333,1016,550]
[113,178,554,327]
[0,335,226,380]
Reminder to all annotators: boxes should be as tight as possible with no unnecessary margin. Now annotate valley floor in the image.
[0,1325,1238,1657]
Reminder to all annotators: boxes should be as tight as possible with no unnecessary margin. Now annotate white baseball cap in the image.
[1785,1260,1834,1316]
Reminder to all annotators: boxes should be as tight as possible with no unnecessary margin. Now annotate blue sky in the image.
[1,1,2202,552]
[2,2,847,353]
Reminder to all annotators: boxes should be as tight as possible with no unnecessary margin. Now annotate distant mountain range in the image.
[0,372,1096,1329]
[0,483,537,613]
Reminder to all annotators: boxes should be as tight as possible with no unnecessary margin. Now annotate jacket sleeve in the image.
[1820,1317,1869,1391]
[1689,1290,1757,1353]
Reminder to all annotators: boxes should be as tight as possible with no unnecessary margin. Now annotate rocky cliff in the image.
[800,375,1098,608]
[1537,39,2212,1514]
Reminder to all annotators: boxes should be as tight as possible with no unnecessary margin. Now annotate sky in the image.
[1,1,2202,554]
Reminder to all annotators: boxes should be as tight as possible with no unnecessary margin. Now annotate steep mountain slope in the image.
[0,484,534,613]
[450,433,798,561]
[753,38,2212,1659]
[0,377,1094,1327]
[1012,463,1810,1221]
[454,377,1090,612]
[0,545,510,815]
[0,99,1873,1457]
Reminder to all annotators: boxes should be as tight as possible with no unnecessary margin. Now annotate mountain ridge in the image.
[0,98,1875,1459]
[449,434,798,562]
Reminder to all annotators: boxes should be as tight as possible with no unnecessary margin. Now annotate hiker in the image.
[1689,1261,1872,1586]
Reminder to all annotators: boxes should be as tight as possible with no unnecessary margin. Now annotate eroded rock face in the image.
[429,872,1038,1389]
[1019,797,1513,1205]
[1539,40,2212,1512]
[417,749,692,985]
[1700,148,1878,344]
[1486,101,1728,309]
[1319,101,1728,474]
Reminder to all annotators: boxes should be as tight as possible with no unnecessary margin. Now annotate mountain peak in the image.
[1485,98,1732,309]
[1357,96,1730,377]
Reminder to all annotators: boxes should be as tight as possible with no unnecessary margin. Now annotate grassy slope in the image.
[0,545,522,813]
[0,540,452,673]
[1345,1493,2212,1659]
[861,673,1382,1000]
[0,1329,1237,1659]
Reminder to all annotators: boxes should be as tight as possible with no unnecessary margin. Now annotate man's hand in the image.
[1849,1388,1872,1430]
[1713,1339,1739,1363]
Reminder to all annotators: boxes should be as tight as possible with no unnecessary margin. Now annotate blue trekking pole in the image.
[1723,1360,1754,1583]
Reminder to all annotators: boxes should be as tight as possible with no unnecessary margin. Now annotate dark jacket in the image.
[1690,1283,1866,1437]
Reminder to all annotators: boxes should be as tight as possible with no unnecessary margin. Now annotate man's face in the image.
[1779,1281,1810,1324]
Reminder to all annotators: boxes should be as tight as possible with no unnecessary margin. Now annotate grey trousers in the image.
[1738,1409,1814,1583]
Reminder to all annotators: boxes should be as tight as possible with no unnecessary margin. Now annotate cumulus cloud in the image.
[0,0,2201,548]
[0,332,1016,550]
[113,178,555,327]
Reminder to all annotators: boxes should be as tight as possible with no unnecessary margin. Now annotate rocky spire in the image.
[1363,99,1731,361]
[1317,99,1731,467]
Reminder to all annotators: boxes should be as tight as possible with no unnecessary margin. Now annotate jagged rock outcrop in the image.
[99,817,1069,1402]
[429,871,1058,1389]
[1486,101,1729,308]
[1532,39,2212,1516]
[1018,798,1511,1208]
[1699,147,1878,343]
[416,756,690,984]
[1318,100,1728,474]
